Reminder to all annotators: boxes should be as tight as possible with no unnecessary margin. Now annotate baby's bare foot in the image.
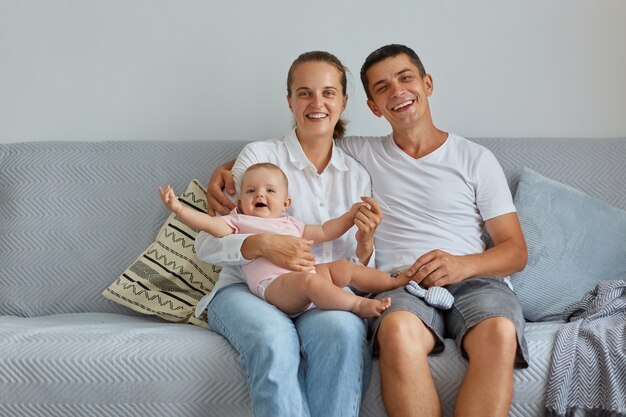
[353,297,392,318]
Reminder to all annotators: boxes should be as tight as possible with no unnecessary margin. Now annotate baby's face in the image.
[239,167,290,218]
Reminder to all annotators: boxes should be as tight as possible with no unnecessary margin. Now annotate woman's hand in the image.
[354,196,383,264]
[206,161,237,216]
[242,234,316,272]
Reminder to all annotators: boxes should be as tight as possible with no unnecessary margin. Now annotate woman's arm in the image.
[242,234,316,271]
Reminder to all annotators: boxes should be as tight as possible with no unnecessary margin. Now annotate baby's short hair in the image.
[243,162,289,190]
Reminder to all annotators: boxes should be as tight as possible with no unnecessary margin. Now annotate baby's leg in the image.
[264,271,391,318]
[317,259,409,293]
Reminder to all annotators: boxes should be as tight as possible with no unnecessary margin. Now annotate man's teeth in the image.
[308,113,327,119]
[392,100,413,111]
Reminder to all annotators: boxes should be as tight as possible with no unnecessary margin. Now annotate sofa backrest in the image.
[0,141,243,317]
[472,137,626,212]
[1,137,624,317]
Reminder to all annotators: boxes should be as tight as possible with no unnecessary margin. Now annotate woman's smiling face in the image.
[287,61,347,140]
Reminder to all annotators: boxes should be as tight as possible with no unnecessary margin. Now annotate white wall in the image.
[1,0,625,143]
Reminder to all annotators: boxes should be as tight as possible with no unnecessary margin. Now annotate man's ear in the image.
[287,95,293,112]
[423,74,434,97]
[367,99,383,118]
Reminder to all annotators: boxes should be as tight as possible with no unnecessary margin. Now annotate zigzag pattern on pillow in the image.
[103,180,221,327]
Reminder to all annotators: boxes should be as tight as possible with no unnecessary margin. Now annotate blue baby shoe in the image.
[405,281,454,310]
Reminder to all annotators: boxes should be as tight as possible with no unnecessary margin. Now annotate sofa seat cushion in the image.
[0,313,562,417]
[0,313,251,417]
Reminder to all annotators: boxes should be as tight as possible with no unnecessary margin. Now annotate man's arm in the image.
[206,159,237,216]
[407,212,527,287]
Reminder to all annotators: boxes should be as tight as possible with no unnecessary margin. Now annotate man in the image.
[339,44,529,417]
[206,44,529,417]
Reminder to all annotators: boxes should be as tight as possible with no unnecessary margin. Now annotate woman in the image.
[195,51,383,417]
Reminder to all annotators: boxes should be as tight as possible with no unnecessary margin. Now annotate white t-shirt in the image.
[337,133,516,274]
[194,129,372,315]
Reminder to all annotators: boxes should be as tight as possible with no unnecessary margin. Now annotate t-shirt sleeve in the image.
[335,136,362,160]
[475,150,517,221]
[219,210,241,233]
[287,216,306,237]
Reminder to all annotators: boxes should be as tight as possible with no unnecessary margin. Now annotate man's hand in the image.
[355,196,382,247]
[354,196,382,265]
[243,234,316,272]
[405,249,470,287]
[206,163,236,216]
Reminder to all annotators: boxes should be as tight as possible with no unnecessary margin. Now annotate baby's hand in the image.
[349,202,367,218]
[159,185,183,214]
[394,268,414,286]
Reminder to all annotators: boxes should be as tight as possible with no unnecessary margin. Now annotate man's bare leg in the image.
[377,311,441,417]
[454,317,518,417]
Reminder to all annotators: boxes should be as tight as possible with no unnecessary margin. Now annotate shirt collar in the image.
[284,128,349,172]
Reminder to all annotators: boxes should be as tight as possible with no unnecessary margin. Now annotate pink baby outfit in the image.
[221,209,309,298]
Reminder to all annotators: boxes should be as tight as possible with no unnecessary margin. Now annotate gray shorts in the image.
[369,277,529,368]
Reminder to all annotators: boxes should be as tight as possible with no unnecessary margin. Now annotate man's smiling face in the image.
[365,53,434,130]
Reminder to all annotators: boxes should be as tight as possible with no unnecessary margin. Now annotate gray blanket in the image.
[545,280,626,417]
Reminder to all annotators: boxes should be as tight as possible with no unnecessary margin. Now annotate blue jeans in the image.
[207,283,371,417]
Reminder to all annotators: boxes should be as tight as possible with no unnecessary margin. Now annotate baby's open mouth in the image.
[255,202,267,208]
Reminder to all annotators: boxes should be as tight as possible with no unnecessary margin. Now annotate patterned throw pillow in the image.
[103,180,220,327]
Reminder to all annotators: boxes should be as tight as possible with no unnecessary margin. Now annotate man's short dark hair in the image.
[360,44,427,99]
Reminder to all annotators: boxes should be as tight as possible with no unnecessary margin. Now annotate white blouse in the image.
[194,129,373,316]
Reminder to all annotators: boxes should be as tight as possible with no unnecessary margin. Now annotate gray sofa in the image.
[1,137,625,417]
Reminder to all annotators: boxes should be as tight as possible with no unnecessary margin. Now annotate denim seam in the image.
[351,345,364,417]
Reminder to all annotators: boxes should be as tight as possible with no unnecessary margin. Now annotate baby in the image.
[159,162,410,318]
